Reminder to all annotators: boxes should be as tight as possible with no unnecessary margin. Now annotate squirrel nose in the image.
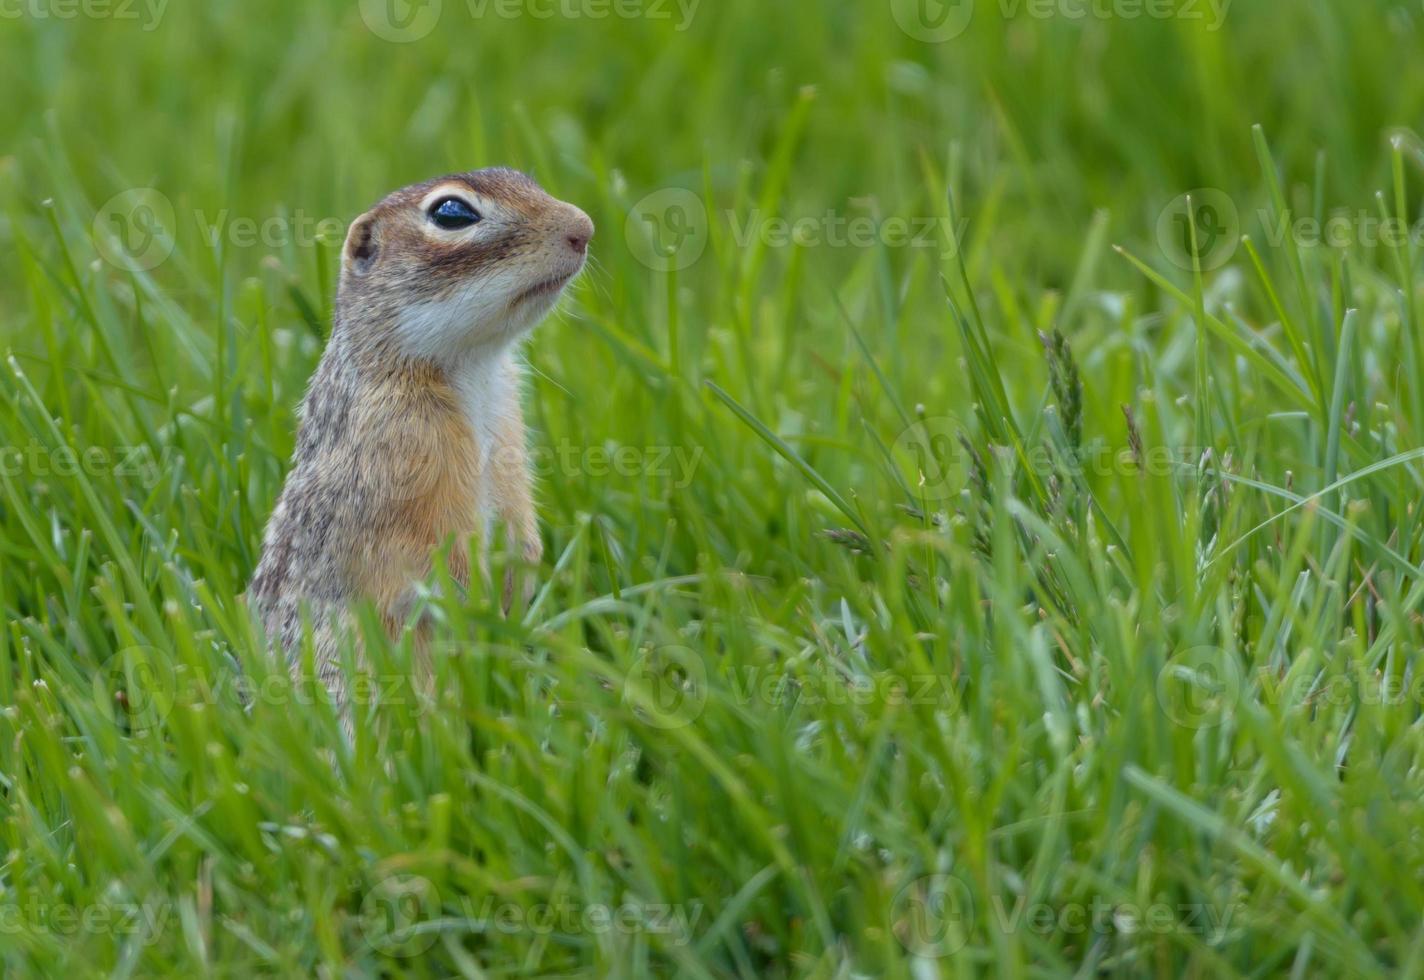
[564,208,595,255]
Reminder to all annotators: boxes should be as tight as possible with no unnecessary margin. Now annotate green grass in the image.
[3,0,1424,975]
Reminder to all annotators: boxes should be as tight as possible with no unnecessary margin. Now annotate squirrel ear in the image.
[344,212,379,274]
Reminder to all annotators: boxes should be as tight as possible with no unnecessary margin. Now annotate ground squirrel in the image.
[248,168,593,710]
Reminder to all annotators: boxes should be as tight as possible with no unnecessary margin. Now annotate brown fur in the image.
[248,169,593,721]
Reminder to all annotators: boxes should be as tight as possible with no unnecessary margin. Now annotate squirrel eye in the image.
[429,197,482,230]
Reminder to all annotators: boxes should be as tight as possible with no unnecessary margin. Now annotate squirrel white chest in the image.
[449,349,519,498]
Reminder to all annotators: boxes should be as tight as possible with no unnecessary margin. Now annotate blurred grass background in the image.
[3,0,1424,975]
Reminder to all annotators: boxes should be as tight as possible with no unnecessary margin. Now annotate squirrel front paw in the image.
[501,538,544,615]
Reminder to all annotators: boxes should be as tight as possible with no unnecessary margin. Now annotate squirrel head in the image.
[335,168,594,361]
